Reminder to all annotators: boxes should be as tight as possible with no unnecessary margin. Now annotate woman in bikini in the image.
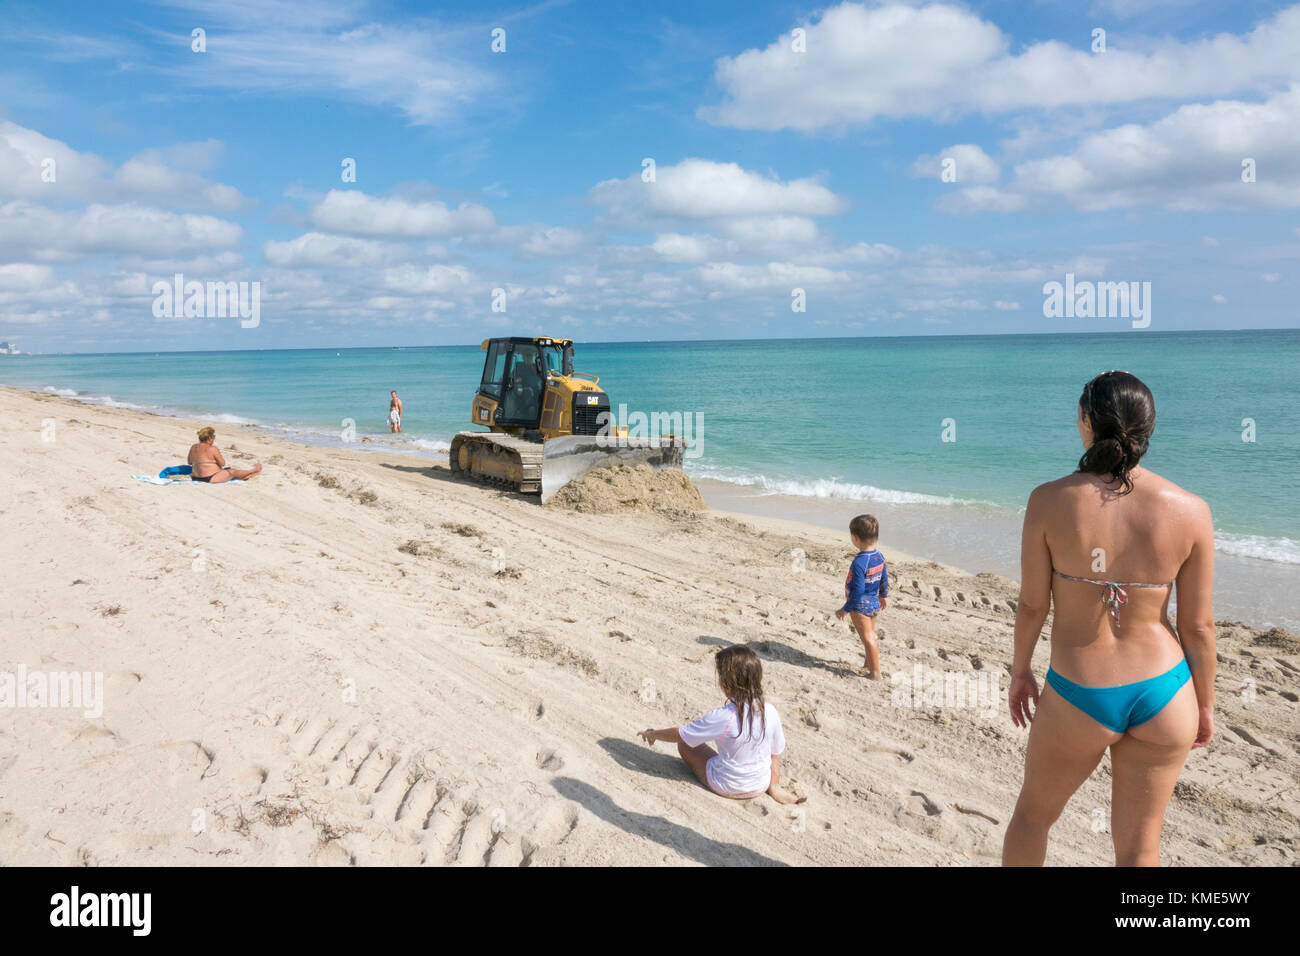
[188,426,263,483]
[1003,371,1215,866]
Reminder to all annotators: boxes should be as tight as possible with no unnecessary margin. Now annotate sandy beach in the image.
[1,385,1296,867]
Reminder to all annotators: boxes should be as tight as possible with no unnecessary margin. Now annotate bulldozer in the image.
[449,336,684,501]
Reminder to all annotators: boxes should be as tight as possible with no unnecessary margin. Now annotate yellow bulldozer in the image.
[449,336,683,500]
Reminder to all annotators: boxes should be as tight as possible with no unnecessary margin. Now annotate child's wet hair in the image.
[716,645,767,739]
[849,514,879,544]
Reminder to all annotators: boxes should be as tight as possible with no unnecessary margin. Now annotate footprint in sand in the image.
[163,740,215,780]
[904,790,943,817]
[535,749,564,772]
[236,764,269,795]
[953,803,1000,825]
[106,671,141,693]
[55,724,118,752]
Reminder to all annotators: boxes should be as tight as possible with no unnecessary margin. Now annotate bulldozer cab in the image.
[453,336,684,499]
[478,337,573,428]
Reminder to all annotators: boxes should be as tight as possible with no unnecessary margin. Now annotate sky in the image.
[0,0,1297,352]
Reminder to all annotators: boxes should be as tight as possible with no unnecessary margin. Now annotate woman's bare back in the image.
[1031,466,1211,685]
[188,442,223,478]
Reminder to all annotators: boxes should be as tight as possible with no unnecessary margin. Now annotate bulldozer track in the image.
[450,432,544,495]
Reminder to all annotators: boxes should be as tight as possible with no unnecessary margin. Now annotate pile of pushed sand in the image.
[547,464,706,514]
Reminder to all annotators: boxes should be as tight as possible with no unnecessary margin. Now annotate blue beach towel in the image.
[158,465,192,478]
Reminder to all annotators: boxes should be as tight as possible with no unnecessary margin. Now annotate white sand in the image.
[0,386,1296,866]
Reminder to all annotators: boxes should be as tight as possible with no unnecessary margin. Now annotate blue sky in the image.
[1,0,1297,351]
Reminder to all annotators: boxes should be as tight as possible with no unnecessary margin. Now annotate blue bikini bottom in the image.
[1045,659,1191,733]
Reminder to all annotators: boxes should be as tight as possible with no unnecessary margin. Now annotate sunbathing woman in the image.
[188,426,262,483]
[640,645,802,805]
[1003,371,1215,866]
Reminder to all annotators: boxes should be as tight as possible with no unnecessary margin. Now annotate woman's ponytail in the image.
[1076,372,1155,495]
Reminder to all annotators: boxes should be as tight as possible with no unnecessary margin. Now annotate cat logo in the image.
[479,409,489,421]
[586,395,599,405]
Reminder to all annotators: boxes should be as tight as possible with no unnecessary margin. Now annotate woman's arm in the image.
[1009,486,1053,727]
[1174,495,1216,748]
[1013,487,1053,672]
[214,447,227,468]
[639,727,683,745]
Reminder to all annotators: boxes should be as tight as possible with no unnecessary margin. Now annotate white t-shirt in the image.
[679,700,785,796]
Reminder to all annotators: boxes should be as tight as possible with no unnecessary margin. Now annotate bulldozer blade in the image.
[540,435,685,503]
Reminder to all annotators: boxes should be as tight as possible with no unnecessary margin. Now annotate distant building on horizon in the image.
[0,341,18,355]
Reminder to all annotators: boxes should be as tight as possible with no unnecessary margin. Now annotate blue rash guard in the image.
[843,549,888,616]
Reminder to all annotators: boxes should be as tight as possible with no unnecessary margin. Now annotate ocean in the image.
[4,329,1297,629]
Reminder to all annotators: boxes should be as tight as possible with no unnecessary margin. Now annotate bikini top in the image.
[1051,569,1173,626]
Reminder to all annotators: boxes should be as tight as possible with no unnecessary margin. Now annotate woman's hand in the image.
[1191,705,1214,749]
[1008,671,1040,729]
[834,609,847,621]
[638,729,658,745]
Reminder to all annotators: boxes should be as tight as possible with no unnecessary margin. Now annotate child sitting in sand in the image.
[639,645,801,804]
[836,514,888,679]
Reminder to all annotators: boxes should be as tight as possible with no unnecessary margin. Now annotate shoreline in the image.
[0,384,1296,866]
[696,481,1300,634]
[4,381,1294,631]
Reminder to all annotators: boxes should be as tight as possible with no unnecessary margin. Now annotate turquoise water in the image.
[3,330,1297,565]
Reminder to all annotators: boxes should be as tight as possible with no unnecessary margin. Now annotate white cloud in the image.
[0,262,54,290]
[0,200,242,258]
[719,215,820,244]
[113,144,249,213]
[121,251,245,275]
[264,232,397,268]
[911,144,1000,185]
[697,261,851,290]
[651,233,735,263]
[984,86,1300,211]
[0,121,108,198]
[902,297,987,313]
[804,242,901,265]
[144,6,499,127]
[516,226,585,258]
[0,121,249,211]
[591,159,846,220]
[307,190,496,238]
[702,2,1300,132]
[382,263,472,296]
[938,186,1029,214]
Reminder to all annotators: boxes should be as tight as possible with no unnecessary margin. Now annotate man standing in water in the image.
[388,390,403,433]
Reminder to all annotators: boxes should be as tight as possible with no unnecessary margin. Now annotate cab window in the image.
[480,341,507,398]
[502,344,544,423]
[542,346,564,375]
